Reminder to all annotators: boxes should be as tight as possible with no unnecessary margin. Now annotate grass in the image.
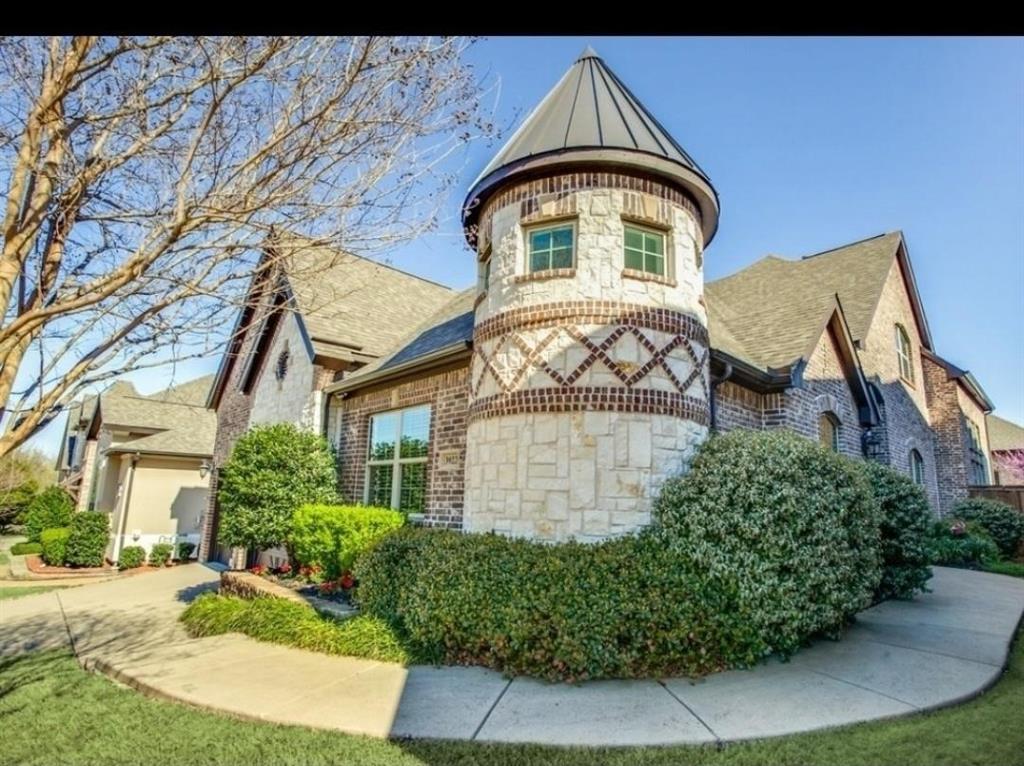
[0,626,1021,766]
[984,560,1024,578]
[0,585,66,601]
[181,593,414,664]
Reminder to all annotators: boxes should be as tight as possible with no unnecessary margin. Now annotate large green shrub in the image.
[23,486,73,543]
[181,593,411,664]
[653,429,882,656]
[930,520,1000,569]
[118,546,146,569]
[858,461,934,600]
[952,498,1024,558]
[64,512,109,567]
[40,527,71,566]
[356,527,761,682]
[218,424,337,554]
[291,504,405,580]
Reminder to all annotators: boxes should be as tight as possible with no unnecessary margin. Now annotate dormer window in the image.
[895,324,914,384]
[528,223,574,272]
[623,224,666,276]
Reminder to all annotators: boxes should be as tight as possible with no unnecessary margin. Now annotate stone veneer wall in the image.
[464,172,709,541]
[336,366,469,529]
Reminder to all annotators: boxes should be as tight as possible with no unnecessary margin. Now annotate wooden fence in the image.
[969,485,1024,512]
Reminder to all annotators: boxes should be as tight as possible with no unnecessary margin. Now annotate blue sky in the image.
[27,36,1024,456]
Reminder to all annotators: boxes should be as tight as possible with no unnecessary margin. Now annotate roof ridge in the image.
[800,231,900,261]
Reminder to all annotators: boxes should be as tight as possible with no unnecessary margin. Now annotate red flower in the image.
[249,564,267,575]
[339,572,355,590]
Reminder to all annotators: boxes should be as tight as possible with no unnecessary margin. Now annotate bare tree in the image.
[0,36,494,457]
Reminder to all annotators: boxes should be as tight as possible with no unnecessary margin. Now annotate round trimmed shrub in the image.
[859,461,934,600]
[23,486,73,543]
[149,542,173,567]
[653,429,882,656]
[64,512,109,567]
[176,541,197,561]
[40,527,71,566]
[355,527,761,682]
[291,504,405,580]
[218,424,337,554]
[118,545,146,569]
[952,498,1024,558]
[930,520,1000,569]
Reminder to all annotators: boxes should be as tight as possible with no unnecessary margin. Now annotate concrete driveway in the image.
[2,564,1021,746]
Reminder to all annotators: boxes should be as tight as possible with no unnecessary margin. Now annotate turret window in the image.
[895,324,914,384]
[623,224,666,276]
[527,224,574,272]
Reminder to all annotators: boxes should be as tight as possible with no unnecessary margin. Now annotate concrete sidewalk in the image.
[1,564,1021,746]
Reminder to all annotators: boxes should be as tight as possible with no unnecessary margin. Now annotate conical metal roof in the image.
[464,48,719,245]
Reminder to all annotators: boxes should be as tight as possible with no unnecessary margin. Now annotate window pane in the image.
[367,464,394,507]
[530,250,550,272]
[551,227,573,249]
[530,230,551,251]
[644,232,664,255]
[400,406,431,458]
[646,253,665,276]
[624,227,643,250]
[551,247,573,269]
[369,412,398,460]
[399,463,427,514]
[624,248,644,271]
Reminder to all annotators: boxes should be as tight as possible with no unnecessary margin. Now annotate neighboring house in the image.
[202,48,1010,555]
[56,376,215,561]
[200,238,455,562]
[987,414,1024,485]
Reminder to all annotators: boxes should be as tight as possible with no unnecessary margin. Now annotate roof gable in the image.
[987,414,1024,451]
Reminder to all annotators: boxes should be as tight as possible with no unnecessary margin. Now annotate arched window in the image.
[910,449,925,485]
[895,324,914,383]
[819,413,840,453]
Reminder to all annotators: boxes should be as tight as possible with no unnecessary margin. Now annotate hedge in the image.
[64,512,109,567]
[930,520,1000,569]
[859,461,934,600]
[653,430,882,657]
[356,527,761,682]
[118,546,146,569]
[181,593,412,664]
[291,504,405,580]
[40,527,71,566]
[952,498,1024,558]
[10,542,42,556]
[23,487,73,543]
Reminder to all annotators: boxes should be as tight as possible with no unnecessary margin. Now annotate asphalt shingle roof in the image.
[987,414,1024,452]
[99,375,216,457]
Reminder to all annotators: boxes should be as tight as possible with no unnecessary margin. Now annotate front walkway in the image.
[1,564,1021,746]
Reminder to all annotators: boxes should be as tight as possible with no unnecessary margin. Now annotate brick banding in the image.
[474,301,709,345]
[468,387,710,425]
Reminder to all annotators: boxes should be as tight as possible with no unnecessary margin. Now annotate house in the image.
[201,48,1006,555]
[56,375,215,561]
[987,414,1024,485]
[199,237,455,562]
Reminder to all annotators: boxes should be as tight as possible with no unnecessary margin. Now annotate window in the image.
[623,224,667,276]
[895,324,914,384]
[910,449,925,485]
[479,247,492,292]
[66,435,77,469]
[966,419,988,485]
[365,405,431,513]
[819,413,840,453]
[527,224,574,272]
[275,347,290,382]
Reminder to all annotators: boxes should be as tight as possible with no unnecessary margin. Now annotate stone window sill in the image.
[513,268,576,284]
[622,268,677,287]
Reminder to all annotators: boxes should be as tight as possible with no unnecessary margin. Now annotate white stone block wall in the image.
[250,313,321,432]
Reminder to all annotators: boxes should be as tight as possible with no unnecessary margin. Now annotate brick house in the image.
[201,49,1005,555]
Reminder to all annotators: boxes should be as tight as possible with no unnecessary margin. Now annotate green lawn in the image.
[0,627,1021,766]
[0,585,66,601]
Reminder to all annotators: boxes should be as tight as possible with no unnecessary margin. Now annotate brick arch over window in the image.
[814,394,842,418]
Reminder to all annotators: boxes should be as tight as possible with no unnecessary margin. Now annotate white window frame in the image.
[364,405,431,511]
[622,221,670,277]
[895,324,914,384]
[525,221,576,273]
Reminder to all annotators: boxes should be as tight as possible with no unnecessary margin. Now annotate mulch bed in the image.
[24,556,187,579]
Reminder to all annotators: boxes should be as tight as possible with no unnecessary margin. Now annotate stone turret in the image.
[461,48,719,541]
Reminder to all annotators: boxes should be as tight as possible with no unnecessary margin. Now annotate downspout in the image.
[112,453,140,563]
[708,362,734,432]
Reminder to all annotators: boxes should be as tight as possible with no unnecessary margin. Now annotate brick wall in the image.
[335,365,469,528]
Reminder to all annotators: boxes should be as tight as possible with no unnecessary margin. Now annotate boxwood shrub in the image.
[951,498,1024,558]
[118,545,146,569]
[10,541,42,556]
[23,487,73,543]
[149,543,173,567]
[653,429,882,657]
[64,512,109,567]
[291,504,405,580]
[356,527,762,682]
[930,520,1000,569]
[40,527,70,566]
[176,541,197,561]
[858,461,934,600]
